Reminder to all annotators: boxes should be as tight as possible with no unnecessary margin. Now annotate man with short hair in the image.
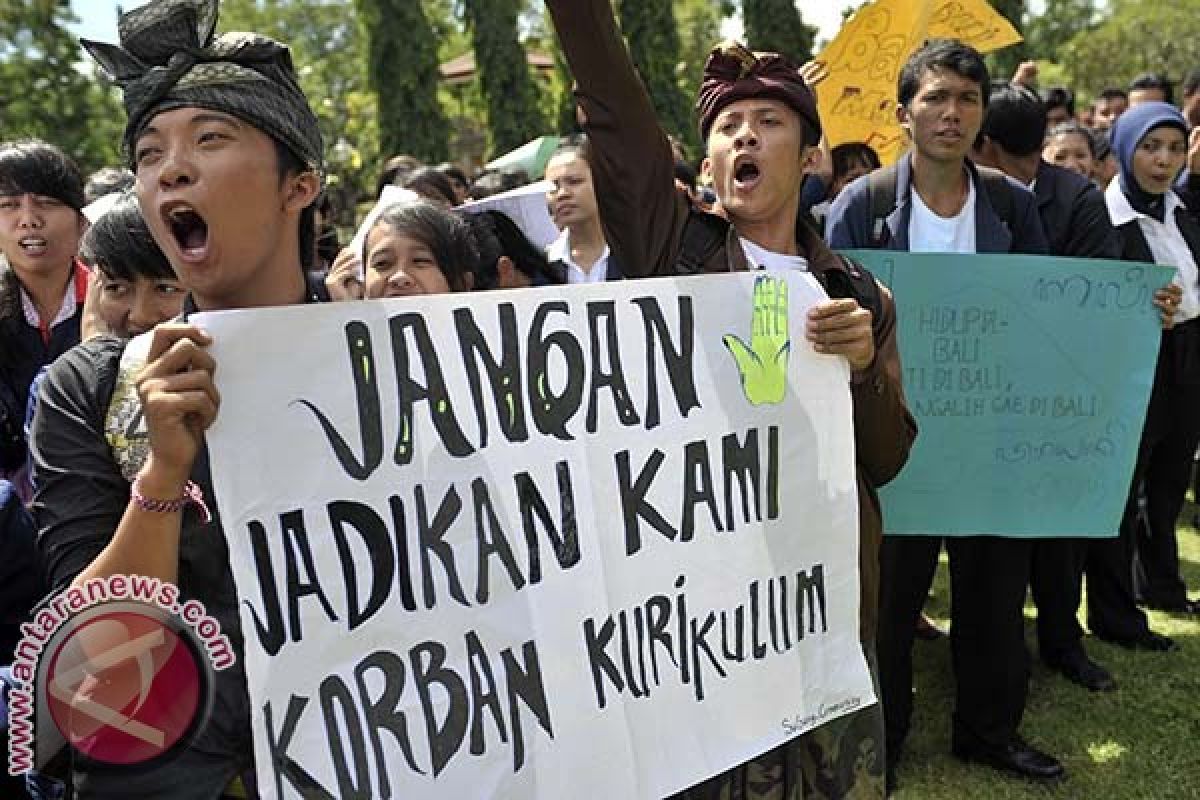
[1093,87,1130,131]
[1129,72,1174,106]
[32,0,323,794]
[972,81,1127,693]
[827,40,1063,787]
[1041,86,1075,129]
[0,140,89,501]
[547,0,917,796]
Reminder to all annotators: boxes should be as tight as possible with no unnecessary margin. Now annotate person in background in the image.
[810,142,883,231]
[1041,86,1075,129]
[83,166,135,205]
[78,193,186,340]
[972,81,1126,696]
[0,140,89,504]
[1092,128,1120,188]
[376,153,422,197]
[362,201,476,298]
[460,209,559,290]
[1129,73,1174,107]
[436,162,471,205]
[400,165,459,209]
[468,168,530,200]
[1182,69,1200,130]
[1042,122,1097,181]
[827,40,1061,789]
[1093,87,1130,131]
[545,137,622,282]
[1094,103,1200,637]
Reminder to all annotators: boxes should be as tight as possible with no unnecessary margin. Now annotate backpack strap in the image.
[976,165,1015,232]
[677,210,732,274]
[866,165,900,248]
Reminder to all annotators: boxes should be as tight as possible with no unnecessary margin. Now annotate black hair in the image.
[468,168,529,200]
[79,193,176,283]
[830,143,881,181]
[0,140,85,324]
[981,82,1047,157]
[1040,86,1074,117]
[271,136,318,270]
[1098,87,1128,103]
[0,139,86,210]
[376,154,422,197]
[84,167,135,205]
[460,210,552,289]
[1129,72,1174,104]
[436,163,469,190]
[1090,127,1112,161]
[897,39,990,108]
[365,201,477,292]
[549,133,592,168]
[400,166,459,208]
[674,159,698,191]
[1184,69,1200,98]
[1046,122,1098,158]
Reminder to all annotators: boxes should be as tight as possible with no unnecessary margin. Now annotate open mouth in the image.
[164,205,210,260]
[734,161,761,187]
[18,236,48,256]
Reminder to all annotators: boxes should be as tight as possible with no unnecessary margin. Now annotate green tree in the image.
[1061,0,1200,97]
[356,0,448,163]
[0,1,122,173]
[463,0,547,156]
[617,0,694,151]
[218,0,377,208]
[742,0,816,63]
[675,0,734,94]
[1024,0,1099,59]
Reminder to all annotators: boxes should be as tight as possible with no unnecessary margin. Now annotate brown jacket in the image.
[548,0,916,643]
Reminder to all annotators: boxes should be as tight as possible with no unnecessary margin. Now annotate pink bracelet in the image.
[131,477,212,524]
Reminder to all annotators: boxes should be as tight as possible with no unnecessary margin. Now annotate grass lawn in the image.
[892,510,1200,799]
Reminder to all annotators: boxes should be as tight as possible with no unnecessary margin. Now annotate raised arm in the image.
[545,0,691,277]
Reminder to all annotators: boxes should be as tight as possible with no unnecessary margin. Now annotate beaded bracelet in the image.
[131,476,212,524]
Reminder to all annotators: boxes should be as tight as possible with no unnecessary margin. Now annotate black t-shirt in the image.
[31,336,251,796]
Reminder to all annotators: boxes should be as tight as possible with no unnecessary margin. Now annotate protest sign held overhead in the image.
[198,272,874,799]
[844,250,1173,537]
[814,0,1022,164]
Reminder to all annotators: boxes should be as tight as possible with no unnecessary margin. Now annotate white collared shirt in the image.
[739,236,809,272]
[547,229,610,284]
[1106,181,1200,324]
[20,270,80,332]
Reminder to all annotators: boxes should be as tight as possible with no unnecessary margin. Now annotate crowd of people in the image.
[0,0,1198,798]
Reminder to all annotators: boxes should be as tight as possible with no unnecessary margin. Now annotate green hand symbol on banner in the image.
[724,275,791,405]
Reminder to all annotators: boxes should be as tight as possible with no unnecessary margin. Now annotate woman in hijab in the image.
[1095,102,1200,644]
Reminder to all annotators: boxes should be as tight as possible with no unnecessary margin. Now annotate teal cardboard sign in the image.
[842,251,1174,537]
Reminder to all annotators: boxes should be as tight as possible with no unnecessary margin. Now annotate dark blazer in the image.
[826,152,1049,255]
[1114,197,1200,384]
[1035,161,1120,259]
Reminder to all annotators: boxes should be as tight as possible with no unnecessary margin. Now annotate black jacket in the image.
[1034,161,1120,259]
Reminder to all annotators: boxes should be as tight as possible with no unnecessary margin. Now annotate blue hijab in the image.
[1110,101,1188,221]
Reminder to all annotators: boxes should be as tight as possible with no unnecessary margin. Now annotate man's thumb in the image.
[723,334,760,373]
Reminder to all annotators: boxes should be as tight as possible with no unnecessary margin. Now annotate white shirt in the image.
[547,229,610,284]
[739,236,810,272]
[908,178,977,254]
[1106,181,1200,324]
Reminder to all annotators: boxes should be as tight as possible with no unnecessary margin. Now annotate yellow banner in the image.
[814,0,1022,165]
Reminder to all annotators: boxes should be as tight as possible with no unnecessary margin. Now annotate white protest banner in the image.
[199,271,873,800]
